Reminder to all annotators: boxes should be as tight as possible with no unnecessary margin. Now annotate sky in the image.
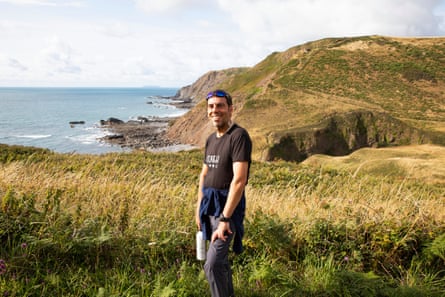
[1,0,445,88]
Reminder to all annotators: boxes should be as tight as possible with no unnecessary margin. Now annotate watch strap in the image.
[220,213,231,222]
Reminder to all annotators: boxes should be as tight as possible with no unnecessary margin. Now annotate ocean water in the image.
[0,87,188,154]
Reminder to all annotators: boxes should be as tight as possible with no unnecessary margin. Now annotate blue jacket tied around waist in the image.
[199,187,245,254]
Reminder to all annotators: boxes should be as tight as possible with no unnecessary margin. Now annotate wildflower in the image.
[0,259,7,275]
[21,242,27,249]
[343,256,349,262]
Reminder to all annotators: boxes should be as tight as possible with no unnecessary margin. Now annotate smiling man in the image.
[195,90,252,297]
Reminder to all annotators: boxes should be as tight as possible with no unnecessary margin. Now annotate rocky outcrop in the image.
[263,110,430,162]
[171,67,249,103]
[99,117,178,150]
[100,117,124,126]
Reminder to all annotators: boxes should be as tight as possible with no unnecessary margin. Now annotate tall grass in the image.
[1,144,444,296]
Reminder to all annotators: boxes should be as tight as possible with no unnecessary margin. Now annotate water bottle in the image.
[196,231,206,261]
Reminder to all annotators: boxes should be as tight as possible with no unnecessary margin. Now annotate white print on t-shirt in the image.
[206,154,220,168]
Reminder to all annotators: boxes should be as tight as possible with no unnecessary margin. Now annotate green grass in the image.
[171,36,445,160]
[1,144,445,296]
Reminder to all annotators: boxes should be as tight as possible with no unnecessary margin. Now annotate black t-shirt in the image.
[203,124,252,189]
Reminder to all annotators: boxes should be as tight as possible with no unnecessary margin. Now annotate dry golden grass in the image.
[246,145,445,239]
[303,144,445,184]
[1,145,445,297]
[1,145,443,241]
[0,154,198,240]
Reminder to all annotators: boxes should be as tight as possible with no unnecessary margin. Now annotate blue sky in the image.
[1,0,444,88]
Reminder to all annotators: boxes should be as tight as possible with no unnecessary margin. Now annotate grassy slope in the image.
[237,36,445,128]
[170,35,445,160]
[303,144,445,185]
[2,35,445,295]
[1,144,444,295]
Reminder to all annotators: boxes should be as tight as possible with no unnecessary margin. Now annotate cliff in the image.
[167,35,445,161]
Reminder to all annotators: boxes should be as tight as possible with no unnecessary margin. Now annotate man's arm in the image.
[211,161,249,242]
[195,163,208,230]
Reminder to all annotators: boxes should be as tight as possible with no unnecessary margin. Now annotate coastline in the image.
[98,99,197,153]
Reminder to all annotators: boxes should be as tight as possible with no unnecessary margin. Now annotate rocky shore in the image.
[98,97,197,152]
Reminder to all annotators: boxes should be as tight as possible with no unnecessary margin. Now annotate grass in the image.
[1,143,445,296]
[179,36,445,157]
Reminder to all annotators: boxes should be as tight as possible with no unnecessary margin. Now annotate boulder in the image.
[100,117,124,126]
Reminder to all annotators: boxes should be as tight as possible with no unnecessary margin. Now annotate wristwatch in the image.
[219,213,231,222]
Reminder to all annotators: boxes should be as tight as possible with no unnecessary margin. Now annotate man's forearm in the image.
[222,178,245,218]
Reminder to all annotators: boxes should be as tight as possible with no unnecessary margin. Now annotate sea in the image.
[0,87,189,154]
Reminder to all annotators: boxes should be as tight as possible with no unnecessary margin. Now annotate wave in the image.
[16,134,52,139]
[65,127,110,145]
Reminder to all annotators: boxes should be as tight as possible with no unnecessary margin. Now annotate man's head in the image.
[206,89,233,106]
[206,89,233,132]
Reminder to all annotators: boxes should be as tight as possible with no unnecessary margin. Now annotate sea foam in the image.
[16,134,52,139]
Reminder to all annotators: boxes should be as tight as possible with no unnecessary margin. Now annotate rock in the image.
[264,110,430,162]
[103,134,124,140]
[137,116,149,123]
[69,121,85,125]
[100,117,124,126]
[98,118,180,151]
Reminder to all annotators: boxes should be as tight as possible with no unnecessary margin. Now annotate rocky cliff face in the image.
[264,110,430,162]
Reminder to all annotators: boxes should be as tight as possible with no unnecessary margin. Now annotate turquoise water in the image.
[0,87,186,154]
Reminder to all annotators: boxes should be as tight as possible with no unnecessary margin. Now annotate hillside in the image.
[167,35,445,161]
[1,144,444,295]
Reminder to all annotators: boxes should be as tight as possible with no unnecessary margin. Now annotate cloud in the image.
[122,57,155,77]
[134,0,187,13]
[0,0,84,6]
[0,55,27,72]
[98,22,132,38]
[217,0,445,48]
[133,0,206,13]
[41,37,81,74]
[2,0,444,87]
[8,58,27,71]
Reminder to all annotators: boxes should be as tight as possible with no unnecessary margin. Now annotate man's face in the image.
[207,96,233,130]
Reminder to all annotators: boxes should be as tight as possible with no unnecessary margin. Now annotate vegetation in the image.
[1,143,444,296]
[169,36,445,160]
[2,36,445,296]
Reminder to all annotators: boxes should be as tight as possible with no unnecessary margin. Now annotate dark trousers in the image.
[204,216,235,297]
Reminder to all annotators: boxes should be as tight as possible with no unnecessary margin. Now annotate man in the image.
[195,89,252,297]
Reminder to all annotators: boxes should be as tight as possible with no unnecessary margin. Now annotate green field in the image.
[1,143,444,296]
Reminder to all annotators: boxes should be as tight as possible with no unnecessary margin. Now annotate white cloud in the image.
[1,0,444,87]
[0,0,84,6]
[217,0,445,49]
[41,37,81,74]
[0,54,26,71]
[8,58,28,71]
[98,22,132,38]
[133,0,192,13]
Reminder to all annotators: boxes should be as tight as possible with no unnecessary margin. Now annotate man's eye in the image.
[208,103,225,109]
